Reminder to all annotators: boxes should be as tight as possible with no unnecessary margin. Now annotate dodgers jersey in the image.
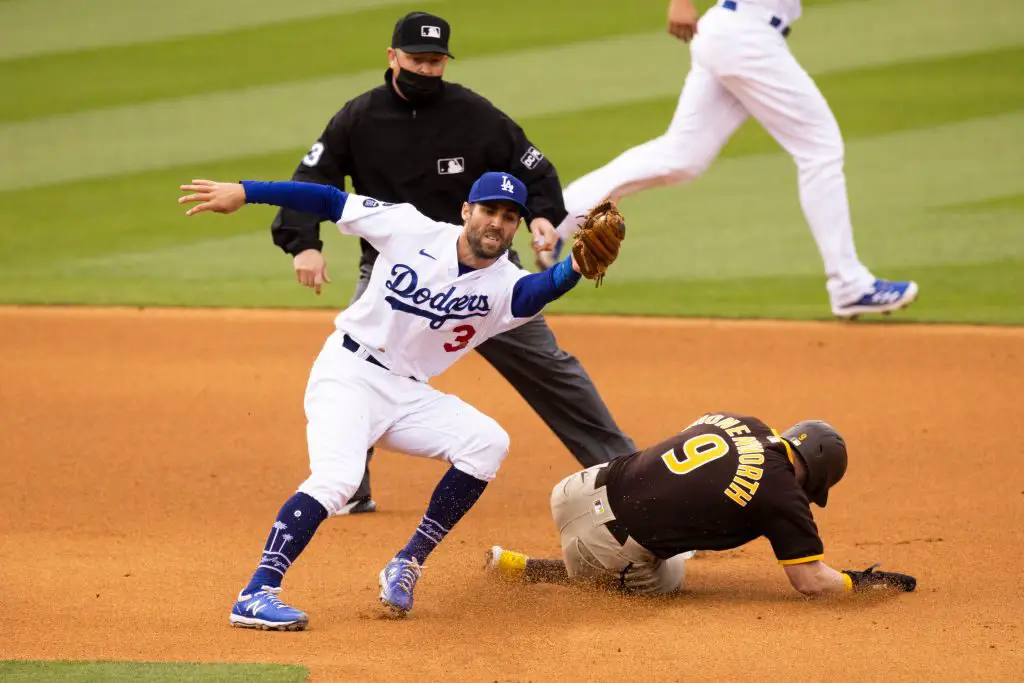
[333,196,530,381]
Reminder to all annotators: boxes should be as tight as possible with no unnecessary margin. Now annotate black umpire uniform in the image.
[271,12,636,503]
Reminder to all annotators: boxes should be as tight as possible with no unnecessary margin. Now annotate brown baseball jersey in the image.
[603,411,824,565]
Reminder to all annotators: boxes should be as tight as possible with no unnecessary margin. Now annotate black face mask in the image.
[395,67,443,104]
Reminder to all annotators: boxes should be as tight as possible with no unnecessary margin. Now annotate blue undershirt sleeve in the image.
[241,180,348,223]
[510,256,582,318]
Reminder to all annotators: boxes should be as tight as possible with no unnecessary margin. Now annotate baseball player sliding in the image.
[486,411,917,597]
[178,172,625,627]
[549,0,918,318]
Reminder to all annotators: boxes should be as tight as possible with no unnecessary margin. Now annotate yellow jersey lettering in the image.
[716,417,740,431]
[738,453,765,465]
[724,482,752,507]
[734,477,760,496]
[725,424,751,437]
[736,464,763,481]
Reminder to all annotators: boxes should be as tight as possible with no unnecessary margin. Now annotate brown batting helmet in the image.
[782,420,848,507]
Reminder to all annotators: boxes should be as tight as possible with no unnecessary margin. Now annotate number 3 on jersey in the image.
[443,325,477,352]
[662,433,729,476]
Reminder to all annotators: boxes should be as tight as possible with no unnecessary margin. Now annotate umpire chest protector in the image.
[328,71,534,226]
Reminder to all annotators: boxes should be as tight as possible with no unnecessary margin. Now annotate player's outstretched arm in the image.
[179,179,348,222]
[784,560,917,596]
[509,255,582,318]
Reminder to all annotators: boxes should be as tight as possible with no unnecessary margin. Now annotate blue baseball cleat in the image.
[378,556,423,617]
[229,586,309,631]
[832,279,919,319]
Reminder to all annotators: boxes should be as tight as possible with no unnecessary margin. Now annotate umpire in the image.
[271,11,636,513]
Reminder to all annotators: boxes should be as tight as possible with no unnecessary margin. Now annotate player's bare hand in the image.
[529,217,559,253]
[570,251,581,274]
[667,0,699,43]
[178,179,246,216]
[294,248,331,295]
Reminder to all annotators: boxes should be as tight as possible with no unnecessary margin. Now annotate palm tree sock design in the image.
[243,492,328,594]
[396,466,488,565]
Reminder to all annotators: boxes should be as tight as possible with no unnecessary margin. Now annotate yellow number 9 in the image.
[661,433,729,476]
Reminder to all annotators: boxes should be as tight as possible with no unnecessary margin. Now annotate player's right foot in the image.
[379,556,422,617]
[229,586,308,631]
[832,279,918,319]
[484,545,529,580]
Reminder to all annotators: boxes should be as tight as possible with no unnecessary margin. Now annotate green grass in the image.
[0,0,665,122]
[0,661,307,682]
[0,0,1021,323]
[545,260,1024,323]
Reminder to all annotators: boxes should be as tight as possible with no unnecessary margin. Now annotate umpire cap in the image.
[392,12,454,57]
[782,420,848,507]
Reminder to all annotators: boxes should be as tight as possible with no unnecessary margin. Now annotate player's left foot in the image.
[484,545,529,580]
[378,556,422,617]
[832,279,918,319]
[338,496,377,515]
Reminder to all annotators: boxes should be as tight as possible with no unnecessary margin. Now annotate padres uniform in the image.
[551,411,823,594]
[555,0,917,317]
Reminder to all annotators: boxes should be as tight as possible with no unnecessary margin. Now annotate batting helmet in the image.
[781,420,848,507]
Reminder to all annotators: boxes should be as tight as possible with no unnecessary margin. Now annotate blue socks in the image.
[397,466,488,565]
[243,492,328,594]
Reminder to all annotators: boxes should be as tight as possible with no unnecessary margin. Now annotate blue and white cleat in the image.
[229,586,309,631]
[378,556,423,617]
[833,279,919,319]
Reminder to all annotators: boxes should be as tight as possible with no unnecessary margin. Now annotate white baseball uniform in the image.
[298,196,532,516]
[558,0,876,307]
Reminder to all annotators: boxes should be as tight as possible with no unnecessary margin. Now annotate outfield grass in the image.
[0,661,306,682]
[0,0,1021,323]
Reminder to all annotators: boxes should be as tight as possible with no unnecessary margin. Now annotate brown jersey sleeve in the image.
[759,476,825,565]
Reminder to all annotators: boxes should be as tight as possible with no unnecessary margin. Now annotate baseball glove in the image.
[572,200,626,287]
[842,564,917,592]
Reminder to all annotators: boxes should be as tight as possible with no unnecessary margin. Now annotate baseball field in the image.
[1,0,1022,681]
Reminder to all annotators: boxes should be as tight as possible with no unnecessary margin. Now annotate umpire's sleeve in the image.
[270,105,354,256]
[494,114,568,226]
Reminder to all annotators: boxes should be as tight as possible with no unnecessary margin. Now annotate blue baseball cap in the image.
[467,172,530,220]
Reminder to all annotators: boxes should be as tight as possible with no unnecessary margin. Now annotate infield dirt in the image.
[2,307,1021,681]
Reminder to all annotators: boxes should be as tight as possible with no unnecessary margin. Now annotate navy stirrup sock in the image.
[244,492,328,594]
[397,466,488,565]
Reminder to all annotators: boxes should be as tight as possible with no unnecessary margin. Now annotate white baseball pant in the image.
[559,3,876,306]
[298,330,510,516]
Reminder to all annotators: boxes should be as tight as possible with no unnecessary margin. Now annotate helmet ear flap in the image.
[782,421,848,507]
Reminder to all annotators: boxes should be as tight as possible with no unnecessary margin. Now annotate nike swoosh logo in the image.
[418,249,437,260]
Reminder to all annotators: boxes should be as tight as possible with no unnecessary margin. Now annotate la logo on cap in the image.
[421,25,442,38]
[500,175,515,193]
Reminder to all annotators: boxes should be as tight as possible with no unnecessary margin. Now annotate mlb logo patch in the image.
[421,25,442,38]
[521,146,544,169]
[437,157,465,175]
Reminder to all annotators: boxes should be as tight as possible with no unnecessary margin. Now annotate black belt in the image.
[594,465,630,545]
[721,0,792,38]
[341,333,389,371]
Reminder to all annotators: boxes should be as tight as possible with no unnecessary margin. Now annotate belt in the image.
[341,333,390,371]
[594,465,630,545]
[721,0,792,38]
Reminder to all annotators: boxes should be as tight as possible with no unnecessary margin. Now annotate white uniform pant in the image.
[559,3,875,305]
[550,465,687,595]
[298,330,510,516]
